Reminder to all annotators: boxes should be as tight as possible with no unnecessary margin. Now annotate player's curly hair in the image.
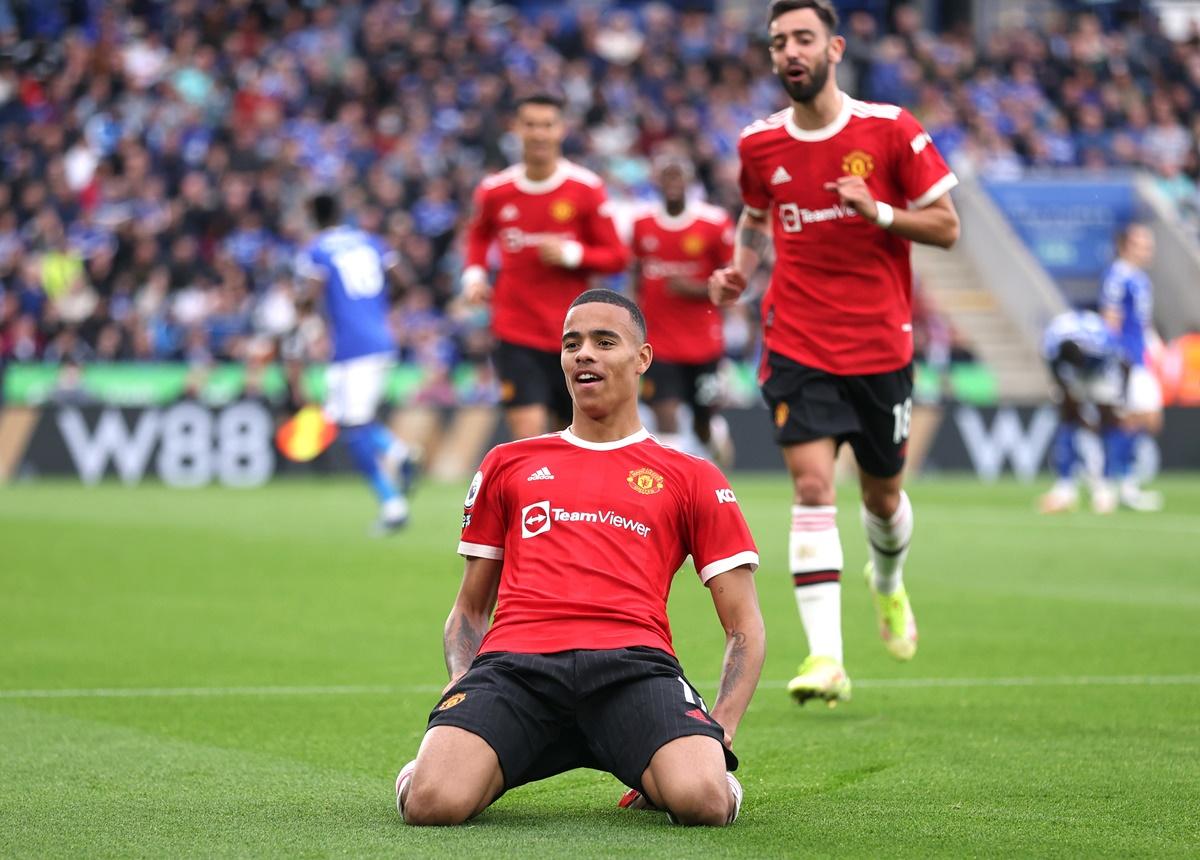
[768,0,839,33]
[569,289,647,343]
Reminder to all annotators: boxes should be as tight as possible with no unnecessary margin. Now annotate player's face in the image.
[1121,226,1155,268]
[561,303,652,419]
[768,9,844,104]
[515,103,565,167]
[658,165,688,208]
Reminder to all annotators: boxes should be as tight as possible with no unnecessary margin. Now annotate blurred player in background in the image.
[1038,310,1127,514]
[631,154,735,465]
[1098,223,1164,511]
[711,0,959,706]
[461,94,629,440]
[396,290,763,827]
[297,193,417,532]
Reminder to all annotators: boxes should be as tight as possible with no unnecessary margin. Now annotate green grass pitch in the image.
[2,474,1198,858]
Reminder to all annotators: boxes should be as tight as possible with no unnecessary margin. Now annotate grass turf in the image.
[1,474,1198,858]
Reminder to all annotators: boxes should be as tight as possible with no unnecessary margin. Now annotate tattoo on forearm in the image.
[738,227,771,257]
[717,631,747,703]
[444,613,486,678]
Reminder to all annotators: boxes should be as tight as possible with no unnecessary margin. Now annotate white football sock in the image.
[790,505,844,664]
[861,490,913,596]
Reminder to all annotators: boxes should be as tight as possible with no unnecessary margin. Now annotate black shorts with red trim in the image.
[641,357,721,416]
[760,351,913,479]
[494,339,573,423]
[426,646,736,794]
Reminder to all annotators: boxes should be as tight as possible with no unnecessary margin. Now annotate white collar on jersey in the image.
[561,426,650,450]
[514,160,569,194]
[784,91,852,142]
[653,203,696,231]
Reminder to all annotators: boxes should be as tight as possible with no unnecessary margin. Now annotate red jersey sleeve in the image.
[577,187,630,274]
[464,183,494,270]
[457,447,506,560]
[891,109,958,209]
[737,136,771,214]
[685,461,759,583]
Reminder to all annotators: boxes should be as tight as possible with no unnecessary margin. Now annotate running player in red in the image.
[632,155,736,466]
[396,290,764,826]
[710,0,959,706]
[461,94,630,440]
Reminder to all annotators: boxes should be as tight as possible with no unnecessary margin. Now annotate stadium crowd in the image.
[1,0,1198,394]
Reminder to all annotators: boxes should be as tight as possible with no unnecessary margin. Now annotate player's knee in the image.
[793,474,834,506]
[862,485,900,519]
[668,775,733,827]
[402,777,477,826]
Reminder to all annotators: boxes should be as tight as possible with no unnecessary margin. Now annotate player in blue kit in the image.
[1038,310,1126,514]
[1098,223,1163,512]
[297,193,418,532]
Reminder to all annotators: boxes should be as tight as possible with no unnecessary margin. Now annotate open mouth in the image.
[786,67,808,83]
[574,370,603,388]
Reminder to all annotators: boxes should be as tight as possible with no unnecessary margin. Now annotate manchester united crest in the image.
[550,199,576,222]
[774,402,790,428]
[842,149,875,178]
[438,692,467,711]
[627,467,665,495]
[682,233,704,256]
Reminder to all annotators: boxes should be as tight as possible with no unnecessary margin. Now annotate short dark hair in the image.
[516,92,565,113]
[568,289,647,343]
[310,193,339,228]
[768,0,839,33]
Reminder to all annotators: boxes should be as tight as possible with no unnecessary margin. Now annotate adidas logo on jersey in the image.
[527,466,555,481]
[770,166,793,186]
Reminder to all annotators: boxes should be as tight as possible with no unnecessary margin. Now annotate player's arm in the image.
[707,567,765,748]
[539,197,630,274]
[461,185,494,304]
[824,176,959,248]
[709,207,771,306]
[443,556,501,688]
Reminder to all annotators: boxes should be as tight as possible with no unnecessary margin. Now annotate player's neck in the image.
[790,87,844,131]
[568,410,644,444]
[664,200,685,217]
[523,158,560,183]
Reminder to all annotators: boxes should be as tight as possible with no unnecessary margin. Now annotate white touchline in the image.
[2,675,1199,700]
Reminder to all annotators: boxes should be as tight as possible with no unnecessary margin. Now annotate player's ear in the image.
[828,34,846,62]
[637,342,653,375]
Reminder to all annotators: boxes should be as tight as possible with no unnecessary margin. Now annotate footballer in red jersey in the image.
[632,155,736,466]
[461,94,629,440]
[397,290,763,828]
[710,0,960,706]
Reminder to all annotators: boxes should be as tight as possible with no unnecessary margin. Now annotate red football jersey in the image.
[632,202,735,364]
[737,96,957,375]
[457,427,759,656]
[464,160,630,352]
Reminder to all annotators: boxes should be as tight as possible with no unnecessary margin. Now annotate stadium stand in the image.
[1,1,1198,407]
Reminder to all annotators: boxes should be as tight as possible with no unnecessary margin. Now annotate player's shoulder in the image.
[739,108,791,143]
[690,201,732,227]
[847,97,906,123]
[644,435,730,482]
[561,159,606,190]
[478,164,524,192]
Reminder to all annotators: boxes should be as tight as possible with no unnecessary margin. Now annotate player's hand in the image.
[537,237,567,266]
[708,267,746,306]
[722,728,734,750]
[823,175,879,222]
[461,276,491,305]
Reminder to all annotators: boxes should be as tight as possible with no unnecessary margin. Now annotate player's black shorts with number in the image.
[642,358,721,417]
[760,351,913,478]
[494,339,573,422]
[426,646,736,793]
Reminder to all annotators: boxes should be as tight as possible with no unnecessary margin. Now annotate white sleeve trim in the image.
[457,541,504,560]
[910,173,959,209]
[461,265,487,290]
[559,240,584,269]
[698,550,760,583]
[743,205,768,218]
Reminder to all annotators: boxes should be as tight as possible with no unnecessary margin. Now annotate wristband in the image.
[873,202,894,229]
[559,240,583,269]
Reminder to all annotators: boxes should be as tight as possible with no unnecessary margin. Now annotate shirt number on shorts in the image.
[892,397,912,445]
[678,676,708,712]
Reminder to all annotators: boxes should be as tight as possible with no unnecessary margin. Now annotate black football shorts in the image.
[494,339,573,425]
